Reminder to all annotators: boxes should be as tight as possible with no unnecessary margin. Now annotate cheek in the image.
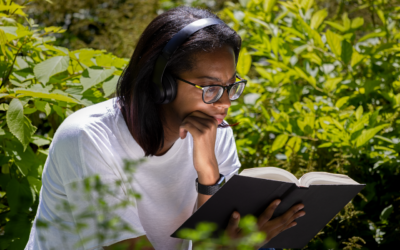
[173,84,209,117]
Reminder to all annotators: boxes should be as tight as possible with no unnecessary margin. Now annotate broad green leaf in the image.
[0,103,9,111]
[80,66,116,92]
[350,49,364,67]
[351,17,364,29]
[326,30,342,57]
[0,29,7,55]
[358,31,386,43]
[376,9,385,25]
[318,142,332,148]
[263,0,277,13]
[341,40,353,65]
[6,178,34,212]
[380,205,393,221]
[355,106,363,120]
[16,89,79,103]
[332,118,344,131]
[27,176,42,193]
[53,105,64,119]
[31,135,51,147]
[325,21,346,32]
[374,135,394,144]
[342,13,351,31]
[6,99,37,151]
[356,124,390,147]
[324,77,342,92]
[103,75,119,97]
[34,100,51,116]
[271,134,289,152]
[335,96,350,109]
[33,56,70,84]
[237,48,252,76]
[300,0,314,11]
[23,107,37,114]
[285,136,301,157]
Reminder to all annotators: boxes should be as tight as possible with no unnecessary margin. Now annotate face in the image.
[164,45,236,127]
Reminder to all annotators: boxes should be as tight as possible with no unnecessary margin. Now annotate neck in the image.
[154,106,181,156]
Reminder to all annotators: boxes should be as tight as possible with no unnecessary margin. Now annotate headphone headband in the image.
[152,18,225,104]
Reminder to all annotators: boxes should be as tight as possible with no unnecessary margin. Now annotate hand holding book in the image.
[226,199,305,247]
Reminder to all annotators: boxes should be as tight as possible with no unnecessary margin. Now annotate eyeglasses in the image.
[174,74,247,104]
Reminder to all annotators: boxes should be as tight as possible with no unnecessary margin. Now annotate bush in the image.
[221,0,400,248]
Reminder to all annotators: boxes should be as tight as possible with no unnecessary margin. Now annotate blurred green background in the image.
[1,0,400,249]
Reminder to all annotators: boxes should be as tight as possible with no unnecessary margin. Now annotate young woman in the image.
[25,6,305,250]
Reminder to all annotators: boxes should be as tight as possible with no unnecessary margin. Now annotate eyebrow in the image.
[195,72,236,83]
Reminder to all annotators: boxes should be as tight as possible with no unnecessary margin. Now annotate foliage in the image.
[221,0,400,248]
[0,1,129,248]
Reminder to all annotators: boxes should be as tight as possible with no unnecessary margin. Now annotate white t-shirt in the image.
[25,98,241,250]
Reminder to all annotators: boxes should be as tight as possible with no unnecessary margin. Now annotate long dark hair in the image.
[116,6,242,157]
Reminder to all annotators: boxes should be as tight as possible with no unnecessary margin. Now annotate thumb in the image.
[227,211,240,238]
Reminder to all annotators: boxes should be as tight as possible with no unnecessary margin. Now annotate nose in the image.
[212,89,231,109]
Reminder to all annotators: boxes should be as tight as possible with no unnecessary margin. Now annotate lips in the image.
[212,114,227,123]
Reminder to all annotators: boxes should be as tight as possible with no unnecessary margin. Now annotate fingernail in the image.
[297,205,304,211]
[297,212,306,218]
[291,222,297,228]
[275,200,281,206]
[232,212,239,219]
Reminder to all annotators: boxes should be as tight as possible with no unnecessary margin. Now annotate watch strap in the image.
[196,174,225,195]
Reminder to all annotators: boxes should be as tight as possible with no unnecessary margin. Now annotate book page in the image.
[299,172,360,187]
[239,167,300,185]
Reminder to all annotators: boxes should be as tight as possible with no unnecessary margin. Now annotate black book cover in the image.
[171,175,365,249]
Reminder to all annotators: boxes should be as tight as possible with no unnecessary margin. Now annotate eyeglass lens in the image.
[203,81,246,104]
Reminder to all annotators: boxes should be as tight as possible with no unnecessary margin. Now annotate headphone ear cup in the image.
[161,72,177,104]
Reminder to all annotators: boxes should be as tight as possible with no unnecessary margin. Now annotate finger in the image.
[257,199,281,228]
[264,203,304,231]
[186,111,219,126]
[226,211,240,239]
[179,122,199,139]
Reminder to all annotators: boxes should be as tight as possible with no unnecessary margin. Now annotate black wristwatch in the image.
[195,174,225,195]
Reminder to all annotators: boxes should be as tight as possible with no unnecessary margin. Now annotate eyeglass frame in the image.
[173,74,248,104]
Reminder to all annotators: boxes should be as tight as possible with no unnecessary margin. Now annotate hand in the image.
[226,199,305,246]
[179,111,219,185]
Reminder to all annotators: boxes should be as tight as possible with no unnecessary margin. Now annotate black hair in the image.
[116,6,242,157]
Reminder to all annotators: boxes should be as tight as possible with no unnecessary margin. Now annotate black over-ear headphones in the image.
[152,18,225,104]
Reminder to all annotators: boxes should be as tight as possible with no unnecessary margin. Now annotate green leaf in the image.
[80,66,116,92]
[318,142,332,148]
[285,136,301,157]
[326,30,342,57]
[6,178,34,213]
[27,176,42,193]
[23,107,37,114]
[263,0,277,13]
[325,21,346,32]
[0,103,9,111]
[374,135,393,144]
[358,31,386,43]
[34,100,51,116]
[355,106,363,120]
[6,99,37,151]
[380,205,393,221]
[237,48,252,76]
[350,49,365,67]
[351,17,364,29]
[310,9,328,30]
[33,56,70,84]
[53,105,64,119]
[376,9,386,25]
[31,135,51,147]
[16,89,79,103]
[103,75,119,97]
[271,134,289,152]
[335,96,350,109]
[341,40,353,65]
[356,124,390,147]
[324,77,342,92]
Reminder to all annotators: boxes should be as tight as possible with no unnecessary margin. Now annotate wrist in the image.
[197,168,220,185]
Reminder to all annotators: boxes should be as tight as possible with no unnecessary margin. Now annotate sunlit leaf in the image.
[335,96,350,109]
[237,48,252,76]
[356,124,390,147]
[33,56,70,84]
[16,89,79,103]
[80,66,116,92]
[271,134,289,152]
[341,40,352,65]
[263,0,277,13]
[326,30,342,57]
[6,99,37,151]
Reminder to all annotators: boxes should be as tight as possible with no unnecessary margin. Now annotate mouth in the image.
[212,114,227,124]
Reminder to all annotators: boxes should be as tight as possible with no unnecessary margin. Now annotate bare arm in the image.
[104,235,154,250]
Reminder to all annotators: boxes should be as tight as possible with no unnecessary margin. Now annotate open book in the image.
[240,166,360,187]
[172,167,365,249]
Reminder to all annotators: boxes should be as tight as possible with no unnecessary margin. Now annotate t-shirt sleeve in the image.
[52,121,146,249]
[215,126,241,181]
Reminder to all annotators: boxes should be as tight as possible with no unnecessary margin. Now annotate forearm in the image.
[196,167,219,209]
